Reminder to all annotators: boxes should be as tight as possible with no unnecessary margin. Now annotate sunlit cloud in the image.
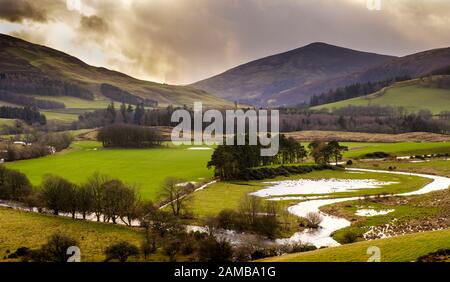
[0,0,449,84]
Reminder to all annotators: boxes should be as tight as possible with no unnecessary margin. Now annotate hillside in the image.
[0,34,231,112]
[192,43,395,106]
[259,228,450,262]
[312,76,450,114]
[192,43,450,107]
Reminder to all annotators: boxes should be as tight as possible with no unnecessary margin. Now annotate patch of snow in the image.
[187,147,212,150]
[355,209,394,217]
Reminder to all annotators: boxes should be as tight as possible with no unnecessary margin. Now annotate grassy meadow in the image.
[260,228,450,262]
[312,82,450,115]
[5,141,214,200]
[0,207,145,262]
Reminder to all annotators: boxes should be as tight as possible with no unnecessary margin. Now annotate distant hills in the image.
[0,34,232,110]
[312,76,450,115]
[192,43,450,107]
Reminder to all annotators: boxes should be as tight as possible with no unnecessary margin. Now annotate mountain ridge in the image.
[192,42,450,106]
[0,33,232,108]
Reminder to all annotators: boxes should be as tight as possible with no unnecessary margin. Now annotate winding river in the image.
[276,168,450,248]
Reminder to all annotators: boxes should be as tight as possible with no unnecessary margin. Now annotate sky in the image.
[1,0,450,85]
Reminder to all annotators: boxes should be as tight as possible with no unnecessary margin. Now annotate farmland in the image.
[5,141,214,200]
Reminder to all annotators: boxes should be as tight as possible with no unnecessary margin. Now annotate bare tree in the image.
[159,177,189,216]
[306,212,323,228]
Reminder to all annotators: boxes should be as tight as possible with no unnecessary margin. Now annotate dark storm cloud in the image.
[80,15,108,33]
[0,0,48,22]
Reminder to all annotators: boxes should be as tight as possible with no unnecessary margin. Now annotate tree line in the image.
[0,91,65,109]
[309,76,411,106]
[97,123,162,148]
[207,136,348,180]
[0,106,47,125]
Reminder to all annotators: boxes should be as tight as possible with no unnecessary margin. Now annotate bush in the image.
[105,241,140,262]
[346,160,353,165]
[197,236,233,262]
[305,212,323,229]
[341,230,358,244]
[25,234,79,262]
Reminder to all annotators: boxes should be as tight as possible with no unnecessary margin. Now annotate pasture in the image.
[5,141,214,200]
[260,228,450,262]
[0,207,145,262]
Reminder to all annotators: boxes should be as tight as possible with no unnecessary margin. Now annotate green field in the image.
[313,83,450,115]
[260,228,450,262]
[5,141,214,200]
[0,207,145,262]
[340,141,450,158]
[353,158,450,177]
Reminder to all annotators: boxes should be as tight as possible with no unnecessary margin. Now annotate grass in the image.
[259,228,450,262]
[42,111,80,122]
[313,82,450,115]
[340,141,450,158]
[5,141,214,200]
[0,207,145,262]
[353,158,450,177]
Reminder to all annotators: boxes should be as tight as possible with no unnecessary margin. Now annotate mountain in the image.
[191,43,396,106]
[0,34,231,109]
[192,43,450,107]
[311,76,450,115]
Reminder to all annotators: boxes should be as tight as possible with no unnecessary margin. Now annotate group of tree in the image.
[278,105,450,134]
[76,103,175,129]
[207,195,292,239]
[308,140,349,165]
[0,132,73,161]
[0,72,94,100]
[97,123,162,148]
[100,84,158,107]
[207,135,308,180]
[208,136,347,180]
[309,76,411,106]
[0,105,46,125]
[0,91,65,109]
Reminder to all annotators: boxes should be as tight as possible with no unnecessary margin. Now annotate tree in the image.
[102,180,137,224]
[40,175,76,216]
[308,141,329,164]
[326,141,349,165]
[159,177,190,216]
[83,173,109,222]
[76,185,94,220]
[105,241,139,262]
[0,166,32,201]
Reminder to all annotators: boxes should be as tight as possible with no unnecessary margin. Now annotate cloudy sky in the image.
[1,0,450,84]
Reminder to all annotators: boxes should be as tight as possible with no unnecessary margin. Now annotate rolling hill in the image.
[192,43,450,107]
[312,76,450,114]
[0,34,231,113]
[192,43,395,106]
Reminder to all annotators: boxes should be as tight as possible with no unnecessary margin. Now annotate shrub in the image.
[341,230,358,244]
[305,212,323,229]
[197,236,233,262]
[25,234,79,262]
[105,241,140,262]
